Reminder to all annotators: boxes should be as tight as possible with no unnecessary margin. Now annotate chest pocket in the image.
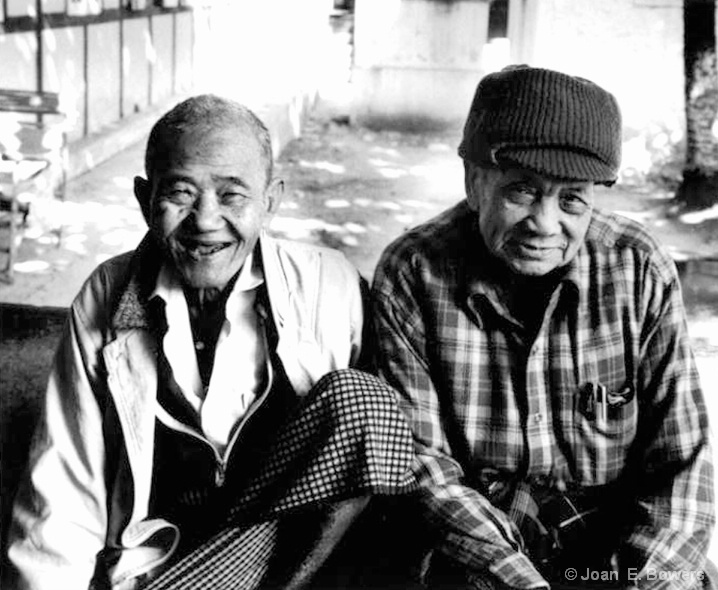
[571,329,638,483]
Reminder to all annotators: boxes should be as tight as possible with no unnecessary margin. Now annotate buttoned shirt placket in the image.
[468,279,572,481]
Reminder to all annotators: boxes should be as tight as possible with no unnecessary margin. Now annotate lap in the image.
[131,370,416,590]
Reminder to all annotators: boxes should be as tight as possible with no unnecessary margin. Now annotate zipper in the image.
[214,461,226,487]
[154,404,229,488]
[156,315,275,488]
[213,339,275,487]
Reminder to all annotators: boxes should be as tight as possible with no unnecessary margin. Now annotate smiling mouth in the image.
[514,242,563,258]
[181,240,233,259]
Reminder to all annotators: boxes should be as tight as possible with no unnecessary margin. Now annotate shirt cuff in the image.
[485,551,550,589]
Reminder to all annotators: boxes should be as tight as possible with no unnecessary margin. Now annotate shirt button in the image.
[195,341,205,351]
[533,413,543,423]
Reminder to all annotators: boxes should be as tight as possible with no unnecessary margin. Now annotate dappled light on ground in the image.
[399,198,437,210]
[369,146,400,158]
[666,245,692,261]
[376,167,406,179]
[298,160,346,174]
[271,216,345,240]
[324,199,351,208]
[611,209,655,223]
[100,228,145,247]
[0,156,143,303]
[269,121,465,277]
[680,204,718,225]
[13,260,51,274]
[50,199,145,259]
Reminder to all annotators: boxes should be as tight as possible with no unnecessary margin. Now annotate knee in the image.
[311,369,398,406]
[308,369,406,428]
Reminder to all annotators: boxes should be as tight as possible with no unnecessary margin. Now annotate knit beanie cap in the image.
[458,65,622,184]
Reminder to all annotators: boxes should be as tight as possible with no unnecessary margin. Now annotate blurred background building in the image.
[351,0,700,184]
[0,0,335,179]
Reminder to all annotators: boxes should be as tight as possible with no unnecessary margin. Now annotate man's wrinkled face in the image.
[135,124,281,291]
[465,163,594,277]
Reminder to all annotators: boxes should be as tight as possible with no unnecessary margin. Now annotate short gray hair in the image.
[145,94,274,184]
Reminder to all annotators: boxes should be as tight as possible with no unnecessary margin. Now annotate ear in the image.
[134,176,153,224]
[264,177,284,216]
[464,161,480,212]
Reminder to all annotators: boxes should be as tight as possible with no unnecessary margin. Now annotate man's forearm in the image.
[416,483,548,590]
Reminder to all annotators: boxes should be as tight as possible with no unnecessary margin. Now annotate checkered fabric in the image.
[372,201,714,590]
[141,369,417,590]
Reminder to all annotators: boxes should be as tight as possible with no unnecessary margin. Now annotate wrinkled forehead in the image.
[146,118,272,181]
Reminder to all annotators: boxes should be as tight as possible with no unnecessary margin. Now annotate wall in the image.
[352,0,490,131]
[1,0,336,176]
[1,1,195,150]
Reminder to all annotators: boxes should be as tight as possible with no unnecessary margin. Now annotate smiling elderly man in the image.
[372,66,715,589]
[5,95,415,590]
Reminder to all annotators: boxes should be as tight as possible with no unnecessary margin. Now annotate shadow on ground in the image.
[0,304,67,556]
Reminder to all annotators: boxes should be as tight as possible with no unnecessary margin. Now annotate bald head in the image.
[145,94,274,185]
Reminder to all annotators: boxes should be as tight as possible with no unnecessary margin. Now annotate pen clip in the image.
[596,383,608,425]
[581,382,611,424]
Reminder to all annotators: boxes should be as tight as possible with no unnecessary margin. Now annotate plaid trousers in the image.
[134,369,417,590]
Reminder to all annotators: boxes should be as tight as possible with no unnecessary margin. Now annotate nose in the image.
[527,196,561,235]
[191,192,223,231]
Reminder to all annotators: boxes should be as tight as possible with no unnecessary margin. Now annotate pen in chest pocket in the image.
[597,383,608,426]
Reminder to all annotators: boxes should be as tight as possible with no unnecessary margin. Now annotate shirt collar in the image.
[234,248,264,293]
[150,248,265,306]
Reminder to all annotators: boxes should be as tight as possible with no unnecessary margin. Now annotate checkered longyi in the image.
[140,369,417,590]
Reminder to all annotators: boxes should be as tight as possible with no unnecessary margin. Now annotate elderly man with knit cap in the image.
[372,66,715,589]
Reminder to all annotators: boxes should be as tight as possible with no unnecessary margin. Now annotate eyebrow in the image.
[158,175,195,186]
[559,183,592,192]
[211,175,252,189]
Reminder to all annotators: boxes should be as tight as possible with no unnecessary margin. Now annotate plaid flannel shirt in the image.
[372,200,714,590]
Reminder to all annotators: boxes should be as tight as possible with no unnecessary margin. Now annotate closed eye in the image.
[221,190,254,205]
[160,187,195,206]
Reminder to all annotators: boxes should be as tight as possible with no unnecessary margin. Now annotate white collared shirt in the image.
[152,251,271,453]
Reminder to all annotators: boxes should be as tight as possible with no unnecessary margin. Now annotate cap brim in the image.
[497,147,618,184]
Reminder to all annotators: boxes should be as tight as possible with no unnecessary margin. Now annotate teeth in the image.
[199,244,225,254]
[186,243,227,258]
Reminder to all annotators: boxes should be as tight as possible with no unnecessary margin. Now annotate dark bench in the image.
[0,89,68,282]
